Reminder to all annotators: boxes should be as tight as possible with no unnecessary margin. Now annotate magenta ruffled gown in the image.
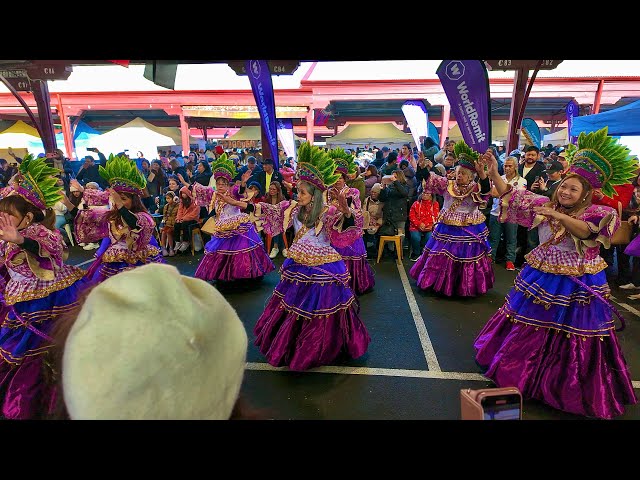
[74,189,164,285]
[191,183,274,282]
[409,172,494,296]
[474,187,637,419]
[0,224,87,419]
[252,200,370,371]
[329,186,375,295]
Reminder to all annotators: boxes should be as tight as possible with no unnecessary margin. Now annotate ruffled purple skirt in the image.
[195,223,275,282]
[84,237,165,286]
[254,258,371,371]
[474,265,637,419]
[409,222,494,297]
[0,276,89,419]
[334,237,375,295]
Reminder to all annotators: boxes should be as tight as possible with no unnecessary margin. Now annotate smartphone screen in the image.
[481,393,522,420]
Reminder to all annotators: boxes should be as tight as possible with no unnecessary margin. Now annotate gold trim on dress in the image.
[4,269,86,305]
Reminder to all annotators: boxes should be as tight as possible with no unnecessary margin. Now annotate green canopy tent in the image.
[325,122,414,149]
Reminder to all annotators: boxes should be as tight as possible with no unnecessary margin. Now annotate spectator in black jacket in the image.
[76,155,109,189]
[379,169,409,251]
[248,158,289,199]
[233,156,262,183]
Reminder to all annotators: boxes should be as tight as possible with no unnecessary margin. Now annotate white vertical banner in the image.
[401,100,429,148]
[276,118,297,165]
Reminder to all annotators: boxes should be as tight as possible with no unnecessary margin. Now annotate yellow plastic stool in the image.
[377,235,403,263]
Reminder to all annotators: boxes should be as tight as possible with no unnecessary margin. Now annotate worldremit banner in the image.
[246,60,280,170]
[436,60,491,153]
[401,100,429,149]
[566,99,579,146]
[277,118,297,165]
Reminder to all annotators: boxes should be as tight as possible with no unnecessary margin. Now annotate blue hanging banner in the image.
[246,60,280,170]
[566,99,579,146]
[520,118,541,148]
[428,121,440,145]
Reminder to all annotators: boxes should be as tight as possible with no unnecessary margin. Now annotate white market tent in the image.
[325,122,414,149]
[0,120,41,148]
[227,125,305,142]
[543,128,568,146]
[92,117,197,158]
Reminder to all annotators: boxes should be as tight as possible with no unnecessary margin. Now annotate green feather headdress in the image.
[295,142,340,191]
[99,154,147,195]
[10,154,63,210]
[211,153,236,181]
[328,147,358,176]
[569,127,639,198]
[453,140,480,171]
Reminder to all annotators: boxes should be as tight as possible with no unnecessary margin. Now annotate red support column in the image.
[440,104,451,147]
[31,79,57,153]
[179,112,189,156]
[506,67,530,154]
[57,94,75,159]
[593,80,605,114]
[306,108,314,145]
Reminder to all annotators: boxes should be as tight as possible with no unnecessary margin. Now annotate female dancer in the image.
[327,148,375,295]
[190,154,274,285]
[0,156,87,419]
[73,154,164,283]
[474,128,638,419]
[227,143,370,371]
[409,141,494,297]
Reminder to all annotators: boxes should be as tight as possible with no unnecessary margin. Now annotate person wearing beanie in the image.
[229,143,370,371]
[475,128,638,419]
[0,155,89,419]
[68,155,165,285]
[46,263,250,420]
[409,144,493,297]
[189,154,275,287]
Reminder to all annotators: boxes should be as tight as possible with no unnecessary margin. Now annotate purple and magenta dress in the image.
[191,182,274,282]
[74,189,164,284]
[251,200,371,371]
[409,172,494,296]
[0,224,87,419]
[474,187,637,419]
[328,185,375,295]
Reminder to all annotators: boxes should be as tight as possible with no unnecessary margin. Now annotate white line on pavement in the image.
[246,362,485,380]
[394,260,441,371]
[74,258,95,267]
[614,302,640,317]
[245,362,640,388]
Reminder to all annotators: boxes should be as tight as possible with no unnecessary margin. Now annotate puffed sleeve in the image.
[324,205,364,248]
[191,182,215,207]
[74,208,110,243]
[423,171,449,196]
[82,188,110,206]
[9,224,65,280]
[498,185,549,228]
[253,200,293,237]
[575,204,619,254]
